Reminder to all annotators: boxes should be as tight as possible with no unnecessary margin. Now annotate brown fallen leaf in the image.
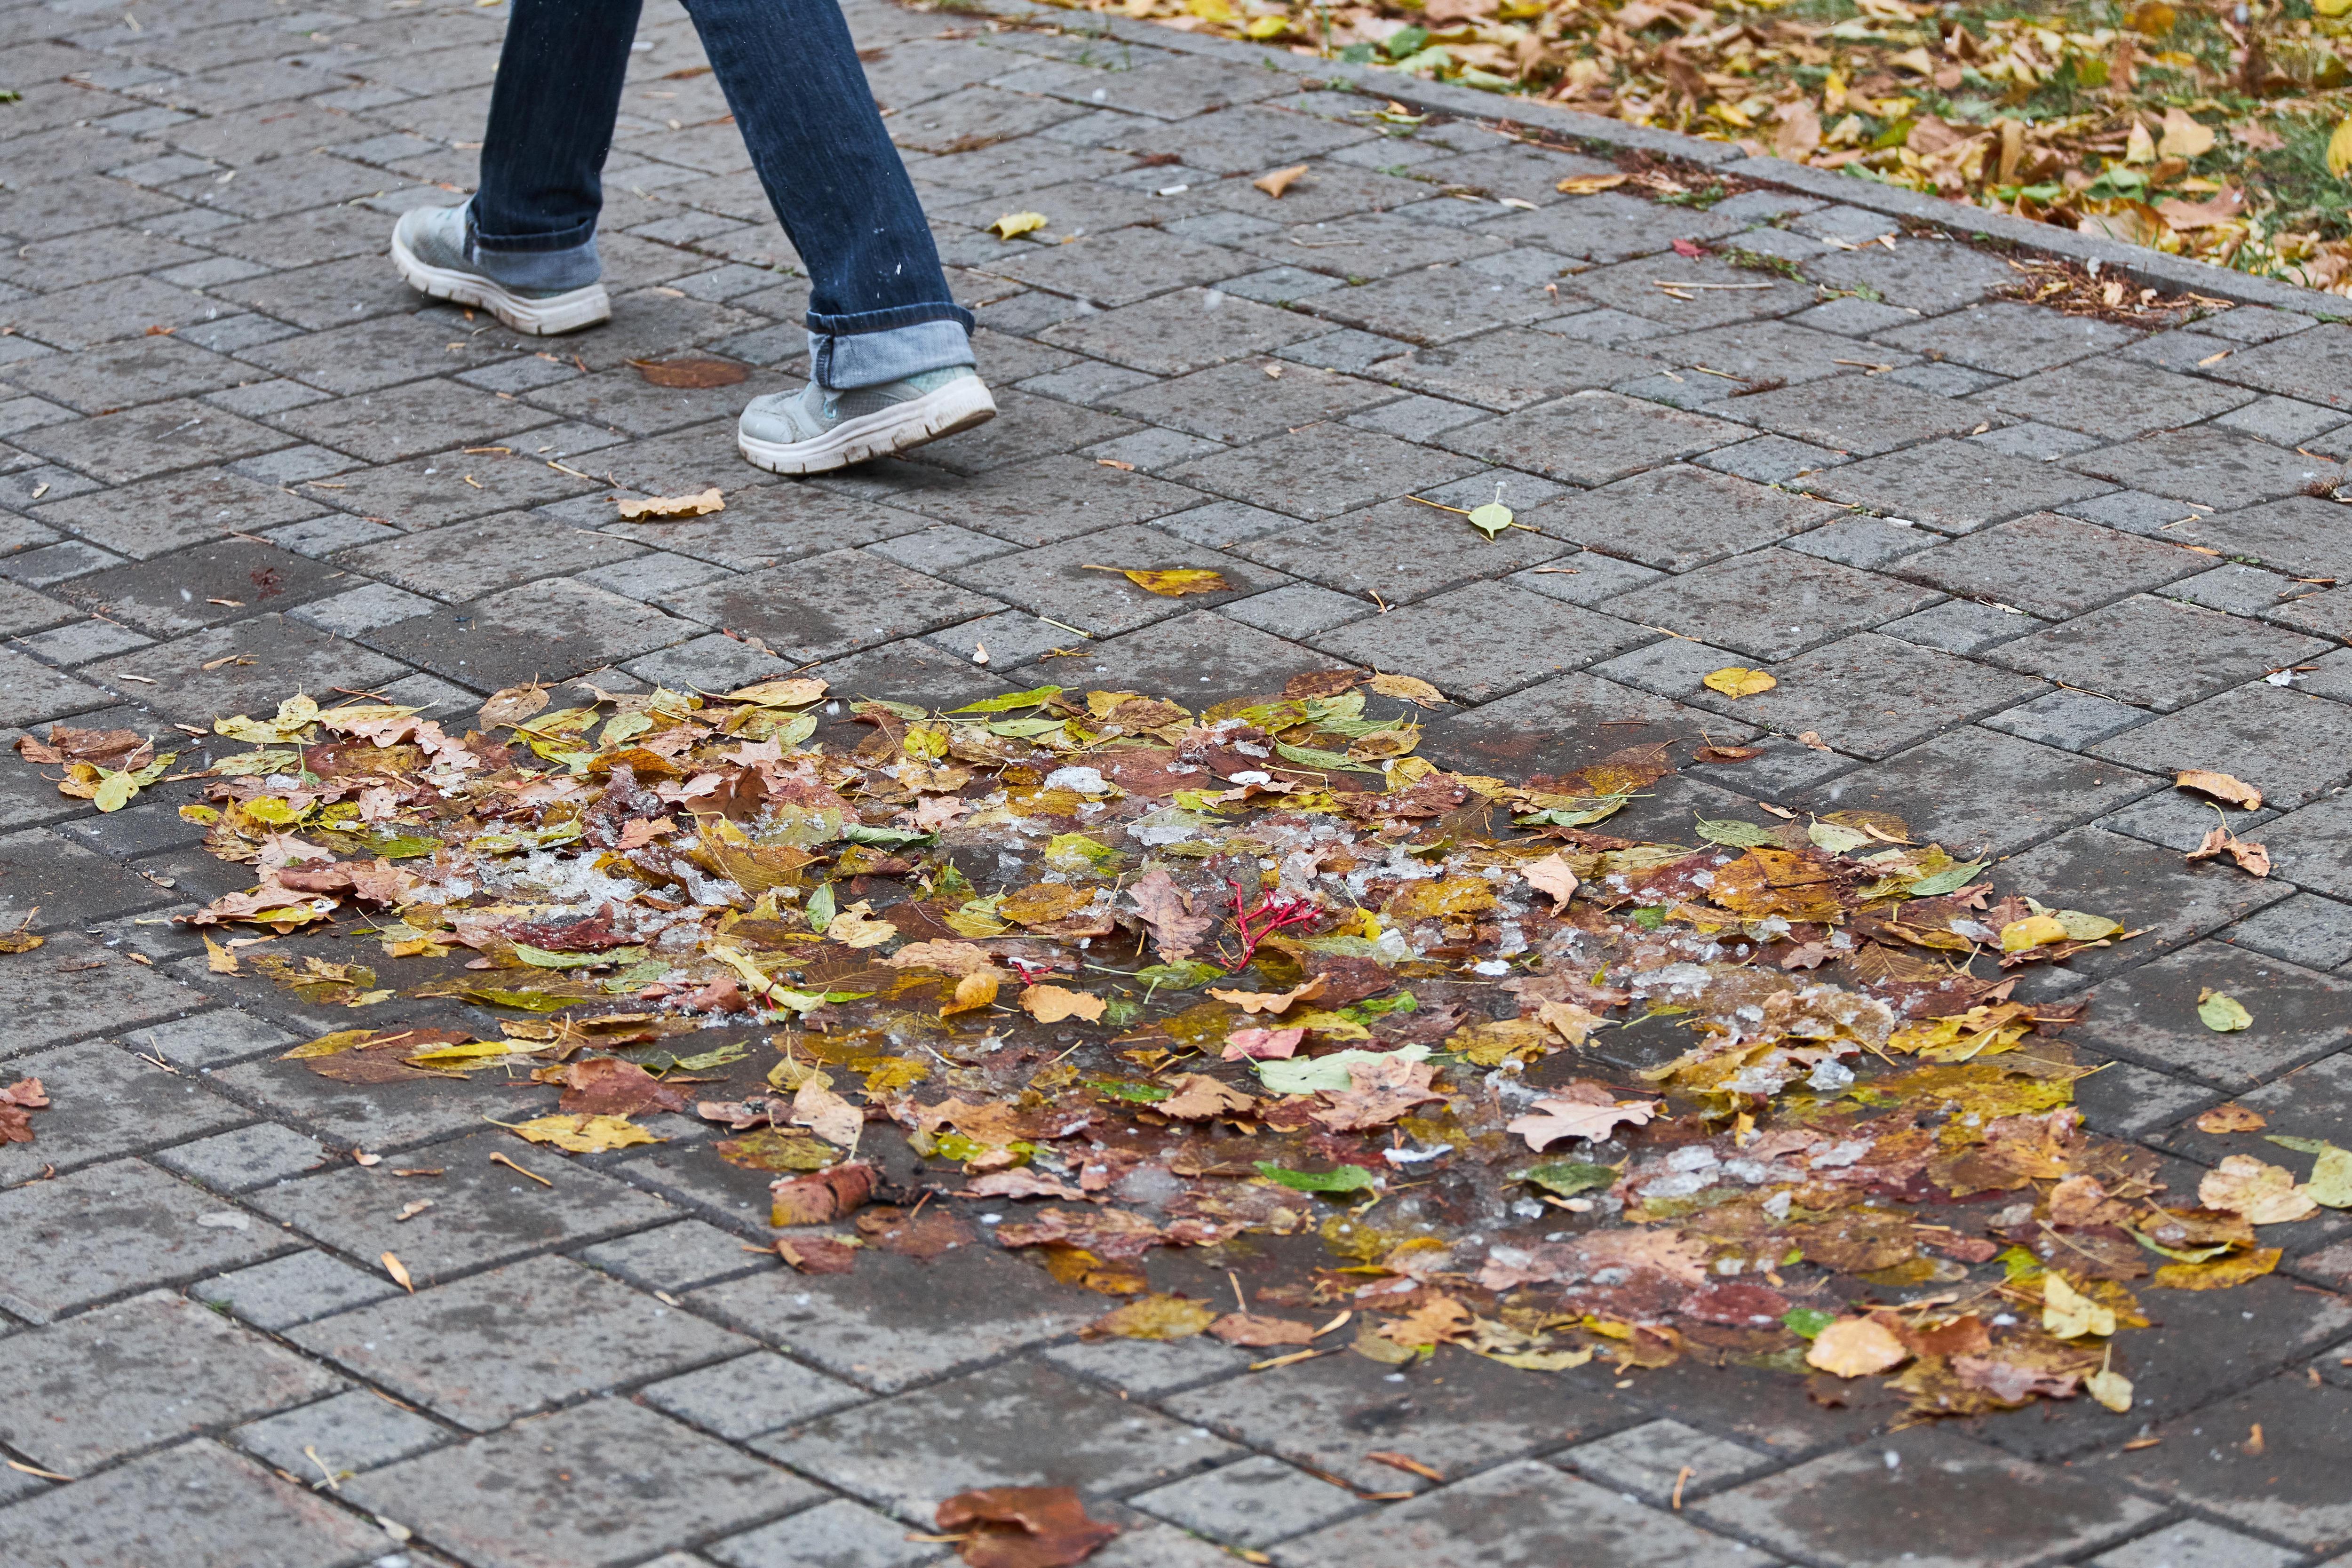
[936,1486,1118,1568]
[2195,1103,2266,1134]
[2188,825,2270,877]
[1693,744,1761,764]
[958,1168,1093,1201]
[791,1076,864,1147]
[1207,975,1326,1015]
[1367,672,1446,707]
[631,357,747,388]
[1805,1316,1908,1377]
[0,1076,49,1144]
[1253,163,1310,197]
[1081,1293,1217,1340]
[1507,1092,1659,1151]
[381,1251,414,1293]
[556,1057,689,1117]
[771,1162,877,1227]
[2177,769,2262,810]
[1519,852,1579,909]
[1208,1312,1316,1347]
[1160,1073,1257,1120]
[2199,1154,2317,1224]
[1128,868,1215,963]
[776,1234,859,1274]
[1222,1026,1306,1061]
[477,680,549,729]
[615,487,724,521]
[1366,1449,1447,1482]
[1021,983,1107,1023]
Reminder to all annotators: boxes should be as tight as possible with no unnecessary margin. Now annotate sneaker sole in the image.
[390,230,611,336]
[737,376,999,476]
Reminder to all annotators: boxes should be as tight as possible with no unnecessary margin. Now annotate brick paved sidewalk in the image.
[5,0,2352,1563]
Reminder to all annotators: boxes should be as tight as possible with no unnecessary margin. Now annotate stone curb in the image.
[966,0,2344,317]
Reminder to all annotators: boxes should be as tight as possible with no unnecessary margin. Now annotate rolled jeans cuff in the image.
[462,201,603,291]
[807,313,977,390]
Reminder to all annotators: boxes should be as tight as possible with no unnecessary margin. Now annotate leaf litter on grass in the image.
[28,665,2328,1423]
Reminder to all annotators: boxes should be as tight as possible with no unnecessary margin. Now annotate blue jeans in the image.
[470,0,974,389]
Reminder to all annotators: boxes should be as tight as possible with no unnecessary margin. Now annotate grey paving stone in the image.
[290,581,442,637]
[1878,597,2046,655]
[1555,1417,1778,1504]
[1220,581,1379,640]
[652,549,994,665]
[85,611,409,727]
[1772,514,1931,571]
[1689,631,2044,759]
[2089,680,2352,811]
[1991,594,2325,712]
[1131,1453,1364,1550]
[2207,318,2352,411]
[2230,1052,2352,1170]
[0,831,175,938]
[122,1008,294,1070]
[2163,561,2304,616]
[1532,463,1843,573]
[2086,1519,2304,1568]
[1311,581,1648,701]
[707,1497,944,1568]
[1508,550,1667,605]
[862,524,1022,576]
[1968,419,2106,460]
[2217,392,2352,446]
[0,929,209,1051]
[1041,1334,1252,1399]
[1969,355,2257,442]
[1337,392,1489,442]
[1084,426,1227,472]
[232,1386,453,1478]
[2225,891,2352,971]
[831,453,1204,548]
[0,1439,387,1568]
[268,511,401,558]
[1582,633,1748,701]
[1726,373,1992,457]
[2066,940,2352,1089]
[15,615,154,664]
[56,537,350,637]
[293,1252,750,1431]
[1981,687,2153,751]
[2096,1374,2352,1548]
[249,1128,675,1283]
[334,509,649,601]
[642,1350,868,1440]
[919,608,1084,669]
[1875,300,2139,376]
[0,1289,340,1472]
[1611,549,1941,662]
[363,574,699,692]
[1100,359,1395,443]
[1039,288,1331,378]
[2071,424,2344,509]
[1799,440,2114,534]
[1698,1425,2161,1568]
[1691,432,1847,487]
[579,1218,782,1296]
[1891,512,2209,619]
[760,1357,1239,1524]
[1998,826,2294,993]
[1799,727,2159,858]
[686,1246,1097,1394]
[1438,390,1748,487]
[0,538,124,587]
[1233,497,1566,605]
[193,1248,405,1332]
[1278,1457,1756,1568]
[348,1398,822,1568]
[1274,326,1419,375]
[1802,239,2022,312]
[945,523,1277,635]
[1367,327,1656,413]
[150,1120,327,1193]
[2177,494,2352,582]
[2072,1056,2214,1139]
[29,468,326,560]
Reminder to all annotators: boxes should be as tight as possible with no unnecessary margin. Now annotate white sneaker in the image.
[389,204,611,336]
[737,367,997,475]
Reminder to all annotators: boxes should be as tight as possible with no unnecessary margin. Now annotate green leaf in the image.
[1904,860,1987,897]
[1133,961,1226,989]
[1513,796,1630,828]
[1807,821,1870,853]
[630,1041,747,1072]
[984,716,1068,739]
[2198,990,2253,1033]
[951,685,1062,714]
[805,883,836,935]
[1383,23,1429,56]
[1088,1077,1172,1103]
[212,748,305,777]
[837,824,933,847]
[1255,1044,1430,1095]
[92,769,139,812]
[1630,907,1668,931]
[1781,1307,1836,1340]
[1695,817,1780,849]
[2308,1147,2352,1208]
[1517,1161,1617,1197]
[1343,990,1416,1020]
[1273,740,1385,776]
[511,943,646,970]
[2265,1135,2334,1154]
[1255,1161,1378,1194]
[1466,502,1513,539]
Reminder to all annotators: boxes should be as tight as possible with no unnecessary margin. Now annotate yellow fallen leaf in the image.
[1084,565,1230,597]
[988,210,1048,239]
[2176,768,2261,810]
[203,934,241,975]
[1367,672,1447,708]
[1703,666,1776,699]
[615,487,723,520]
[1536,999,1607,1046]
[1999,914,2069,952]
[1253,164,1310,198]
[941,967,1001,1017]
[725,677,827,707]
[1207,976,1326,1015]
[505,1113,660,1153]
[2158,107,2215,159]
[1021,982,1107,1023]
[824,900,899,950]
[1805,1317,1907,1377]
[1556,173,1629,195]
[2198,988,2254,1034]
[2154,1247,2281,1289]
[2043,1273,2116,1338]
[2330,116,2352,179]
[381,1251,413,1292]
[2199,1154,2316,1223]
[283,1028,379,1059]
[2086,1362,2134,1413]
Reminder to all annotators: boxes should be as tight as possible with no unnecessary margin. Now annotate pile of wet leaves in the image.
[22,669,2350,1423]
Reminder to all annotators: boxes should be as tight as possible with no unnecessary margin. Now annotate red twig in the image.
[1224,879,1320,969]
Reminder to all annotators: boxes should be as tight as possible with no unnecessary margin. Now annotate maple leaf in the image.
[1507,1093,1659,1151]
[1159,1073,1257,1120]
[1126,869,1215,963]
[1207,976,1326,1014]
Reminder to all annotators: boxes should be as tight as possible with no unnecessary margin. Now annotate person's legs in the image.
[387,0,635,334]
[683,0,993,472]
